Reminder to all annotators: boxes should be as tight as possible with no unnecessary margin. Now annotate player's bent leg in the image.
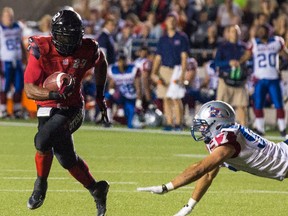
[68,158,110,216]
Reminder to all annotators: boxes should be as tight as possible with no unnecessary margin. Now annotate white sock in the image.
[277,118,286,132]
[107,108,113,122]
[255,118,265,133]
[13,103,22,111]
[0,104,6,112]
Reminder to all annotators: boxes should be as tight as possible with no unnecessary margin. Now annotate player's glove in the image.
[96,96,111,127]
[137,182,174,195]
[59,76,75,98]
[48,76,75,100]
[174,198,198,216]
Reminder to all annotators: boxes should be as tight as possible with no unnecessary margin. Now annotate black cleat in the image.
[27,190,46,210]
[91,181,110,216]
[280,130,287,138]
[27,178,47,210]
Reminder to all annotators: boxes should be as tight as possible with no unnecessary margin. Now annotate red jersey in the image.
[24,36,100,108]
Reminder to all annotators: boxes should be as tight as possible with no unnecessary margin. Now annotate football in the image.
[43,72,72,91]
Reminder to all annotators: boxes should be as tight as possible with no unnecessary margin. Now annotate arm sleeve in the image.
[211,131,241,158]
[24,54,43,84]
[94,49,108,98]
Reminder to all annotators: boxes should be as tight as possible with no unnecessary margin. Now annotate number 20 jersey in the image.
[206,124,288,181]
[248,36,285,80]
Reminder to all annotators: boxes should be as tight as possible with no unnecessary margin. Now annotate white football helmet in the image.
[191,100,236,142]
[144,107,163,127]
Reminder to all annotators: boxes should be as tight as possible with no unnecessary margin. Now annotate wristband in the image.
[49,91,63,100]
[188,198,197,208]
[162,182,174,193]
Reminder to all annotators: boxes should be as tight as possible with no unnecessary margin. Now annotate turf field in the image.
[0,121,287,216]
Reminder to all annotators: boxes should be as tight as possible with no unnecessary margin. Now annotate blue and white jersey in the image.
[108,64,139,99]
[0,22,23,61]
[206,123,288,181]
[249,36,285,80]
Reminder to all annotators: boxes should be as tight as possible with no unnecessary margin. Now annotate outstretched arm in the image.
[173,167,220,216]
[137,144,235,215]
[171,145,235,189]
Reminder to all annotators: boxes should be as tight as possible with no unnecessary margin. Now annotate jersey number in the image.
[257,53,277,68]
[6,37,21,50]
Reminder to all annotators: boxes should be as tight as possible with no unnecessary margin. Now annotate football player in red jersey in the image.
[138,100,288,216]
[24,9,109,216]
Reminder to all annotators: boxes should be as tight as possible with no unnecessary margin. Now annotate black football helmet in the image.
[51,9,84,56]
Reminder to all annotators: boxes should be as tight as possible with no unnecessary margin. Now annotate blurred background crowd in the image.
[1,0,288,134]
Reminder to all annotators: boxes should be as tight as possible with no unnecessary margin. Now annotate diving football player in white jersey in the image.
[240,24,288,137]
[137,100,288,216]
[0,7,26,118]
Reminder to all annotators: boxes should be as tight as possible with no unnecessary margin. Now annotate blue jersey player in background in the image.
[105,51,142,128]
[240,24,288,137]
[0,7,26,118]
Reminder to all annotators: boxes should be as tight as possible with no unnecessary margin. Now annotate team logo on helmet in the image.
[209,106,225,118]
[52,11,61,22]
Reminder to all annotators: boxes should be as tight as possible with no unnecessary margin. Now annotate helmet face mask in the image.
[191,101,236,142]
[51,10,84,56]
[191,119,214,141]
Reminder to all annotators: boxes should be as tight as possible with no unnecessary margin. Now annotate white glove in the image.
[174,205,193,216]
[173,198,197,216]
[137,185,167,194]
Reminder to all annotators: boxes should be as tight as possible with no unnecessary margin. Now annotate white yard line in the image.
[0,189,287,194]
[0,121,285,140]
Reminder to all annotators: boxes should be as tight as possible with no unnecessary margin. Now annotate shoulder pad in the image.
[27,36,51,59]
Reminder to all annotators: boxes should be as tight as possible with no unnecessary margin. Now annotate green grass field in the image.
[0,121,288,216]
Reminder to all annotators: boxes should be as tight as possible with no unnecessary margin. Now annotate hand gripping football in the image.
[43,72,72,91]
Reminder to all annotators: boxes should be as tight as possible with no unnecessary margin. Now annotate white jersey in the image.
[205,60,218,90]
[134,57,152,74]
[186,57,200,90]
[206,124,288,181]
[134,57,152,94]
[0,22,23,61]
[249,36,285,79]
[108,63,139,99]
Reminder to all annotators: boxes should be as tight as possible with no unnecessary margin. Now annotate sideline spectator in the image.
[37,14,52,36]
[97,18,117,65]
[215,25,249,126]
[144,12,163,39]
[140,0,169,23]
[151,12,189,131]
[216,0,243,35]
